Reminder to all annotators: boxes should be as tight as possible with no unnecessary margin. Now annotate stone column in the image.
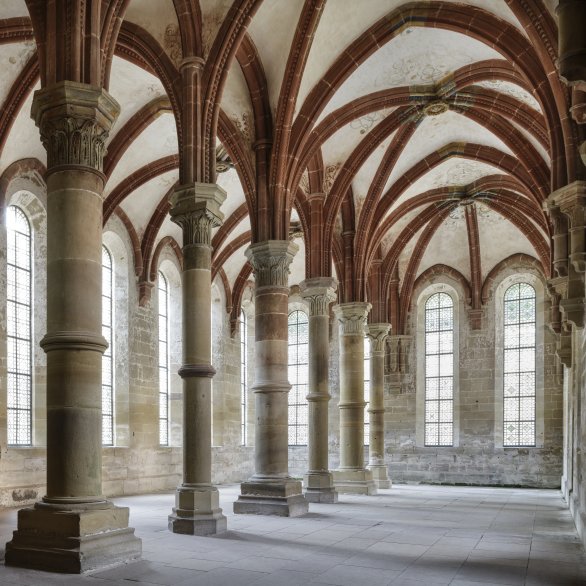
[332,302,376,495]
[366,323,391,489]
[5,81,141,573]
[300,277,338,503]
[234,241,309,516]
[168,183,227,535]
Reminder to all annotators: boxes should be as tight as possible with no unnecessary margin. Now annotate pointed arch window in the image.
[240,310,248,445]
[288,310,309,445]
[102,246,114,445]
[364,336,370,446]
[6,205,33,446]
[424,292,454,446]
[503,283,536,447]
[158,272,169,446]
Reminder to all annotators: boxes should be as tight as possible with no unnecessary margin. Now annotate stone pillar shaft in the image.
[332,302,376,495]
[168,182,227,535]
[234,240,308,516]
[301,278,337,503]
[5,81,141,573]
[367,323,391,489]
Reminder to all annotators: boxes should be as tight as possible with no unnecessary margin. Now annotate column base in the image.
[304,472,338,503]
[233,478,309,517]
[368,464,392,489]
[5,500,141,573]
[333,468,377,495]
[168,485,227,536]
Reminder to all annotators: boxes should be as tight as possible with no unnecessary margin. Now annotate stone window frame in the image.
[415,283,461,448]
[3,188,47,450]
[102,221,133,449]
[156,253,183,448]
[493,272,545,449]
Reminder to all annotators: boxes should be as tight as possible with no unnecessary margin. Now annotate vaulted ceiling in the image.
[0,0,575,331]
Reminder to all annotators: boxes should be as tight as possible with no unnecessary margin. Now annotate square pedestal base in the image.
[5,502,142,573]
[304,472,338,503]
[368,465,392,489]
[169,486,227,536]
[333,468,377,495]
[233,479,309,517]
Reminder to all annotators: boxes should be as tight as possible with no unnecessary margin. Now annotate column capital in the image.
[300,277,337,316]
[245,240,298,287]
[333,302,371,335]
[31,81,120,175]
[170,182,226,246]
[548,181,586,273]
[367,323,391,353]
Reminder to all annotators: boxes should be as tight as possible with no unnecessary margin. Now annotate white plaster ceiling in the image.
[199,0,234,58]
[247,0,304,111]
[397,224,424,283]
[124,0,180,67]
[397,159,506,206]
[320,27,502,122]
[0,83,45,176]
[215,216,251,264]
[108,57,168,142]
[475,204,539,277]
[509,118,550,165]
[220,63,254,146]
[473,80,542,113]
[220,243,248,287]
[0,0,27,18]
[119,170,177,239]
[416,211,472,282]
[384,111,514,196]
[0,41,36,108]
[216,167,247,220]
[155,217,183,249]
[288,236,306,287]
[105,113,178,192]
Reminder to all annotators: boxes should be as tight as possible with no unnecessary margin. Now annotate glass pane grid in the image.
[364,337,370,446]
[101,246,114,446]
[424,293,453,447]
[503,283,536,447]
[240,311,247,445]
[288,311,309,446]
[158,273,169,446]
[7,206,32,446]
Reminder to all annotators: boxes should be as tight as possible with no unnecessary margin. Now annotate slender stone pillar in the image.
[366,323,391,489]
[168,183,227,535]
[5,81,141,573]
[332,302,377,495]
[234,241,309,516]
[300,277,338,503]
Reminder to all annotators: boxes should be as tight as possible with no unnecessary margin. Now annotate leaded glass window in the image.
[240,310,247,445]
[102,246,114,446]
[503,283,536,447]
[364,336,370,446]
[425,292,454,446]
[288,310,308,445]
[158,272,169,446]
[6,205,32,446]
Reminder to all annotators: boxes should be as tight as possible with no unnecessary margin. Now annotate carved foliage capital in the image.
[300,277,337,316]
[367,323,391,353]
[333,302,371,336]
[32,81,120,173]
[246,240,298,288]
[170,183,226,246]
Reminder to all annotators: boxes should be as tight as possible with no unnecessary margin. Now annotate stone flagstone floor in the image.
[0,483,584,585]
